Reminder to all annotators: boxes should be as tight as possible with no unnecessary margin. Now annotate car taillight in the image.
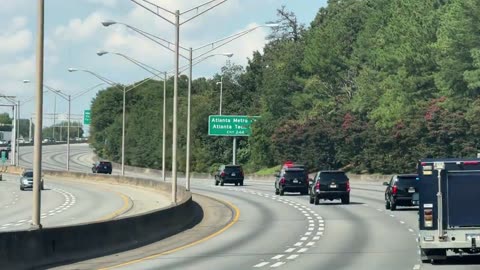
[220,172,225,177]
[280,177,286,185]
[392,185,398,195]
[315,181,320,191]
[346,181,350,192]
[424,209,433,227]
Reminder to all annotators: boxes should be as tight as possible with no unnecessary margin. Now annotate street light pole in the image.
[217,77,223,115]
[29,117,32,142]
[185,48,193,191]
[11,105,16,166]
[121,87,126,176]
[67,95,71,171]
[32,0,45,229]
[16,100,20,166]
[53,95,56,140]
[172,9,180,203]
[162,72,167,182]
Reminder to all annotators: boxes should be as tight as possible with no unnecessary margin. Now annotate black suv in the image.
[214,165,244,186]
[384,174,418,211]
[309,170,350,204]
[92,161,113,174]
[275,167,309,195]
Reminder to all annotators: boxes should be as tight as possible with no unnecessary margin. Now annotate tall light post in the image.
[68,67,158,176]
[32,0,45,229]
[216,77,223,115]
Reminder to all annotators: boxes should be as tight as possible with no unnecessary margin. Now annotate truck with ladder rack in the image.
[417,158,480,263]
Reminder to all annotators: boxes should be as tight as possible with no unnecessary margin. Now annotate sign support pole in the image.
[233,137,236,165]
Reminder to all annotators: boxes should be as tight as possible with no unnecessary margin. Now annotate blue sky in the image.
[0,0,327,133]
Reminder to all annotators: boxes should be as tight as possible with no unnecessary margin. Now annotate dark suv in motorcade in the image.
[275,166,309,196]
[384,174,418,211]
[214,165,244,186]
[309,170,350,205]
[92,161,113,174]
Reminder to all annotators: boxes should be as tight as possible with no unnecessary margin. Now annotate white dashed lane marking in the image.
[216,186,325,268]
[0,187,76,230]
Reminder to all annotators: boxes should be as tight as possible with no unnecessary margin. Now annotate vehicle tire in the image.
[20,186,24,191]
[301,189,308,195]
[275,189,279,195]
[215,180,219,186]
[309,195,314,204]
[235,182,238,186]
[220,181,224,186]
[279,189,284,196]
[240,181,244,186]
[314,195,320,205]
[342,195,350,204]
[390,201,397,211]
[385,200,391,210]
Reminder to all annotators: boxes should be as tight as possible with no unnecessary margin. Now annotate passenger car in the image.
[309,170,350,204]
[214,164,244,186]
[384,174,418,211]
[275,166,309,195]
[19,169,44,191]
[92,161,113,174]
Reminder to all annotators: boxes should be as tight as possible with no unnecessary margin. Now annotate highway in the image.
[11,144,479,270]
[0,144,170,231]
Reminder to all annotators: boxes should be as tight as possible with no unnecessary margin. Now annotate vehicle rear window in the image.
[396,176,417,187]
[284,171,307,178]
[319,172,348,183]
[23,172,33,177]
[224,166,242,173]
[100,162,111,166]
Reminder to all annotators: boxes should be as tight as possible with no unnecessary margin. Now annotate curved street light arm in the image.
[72,83,105,100]
[115,53,166,77]
[43,84,69,101]
[181,0,228,25]
[193,27,258,52]
[129,0,175,25]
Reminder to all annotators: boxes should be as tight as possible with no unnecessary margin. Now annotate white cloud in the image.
[87,0,118,7]
[54,12,106,41]
[0,0,30,14]
[0,29,33,56]
[0,55,35,96]
[0,16,32,56]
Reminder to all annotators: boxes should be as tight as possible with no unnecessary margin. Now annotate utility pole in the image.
[32,0,45,229]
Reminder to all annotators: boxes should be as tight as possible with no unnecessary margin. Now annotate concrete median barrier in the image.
[0,170,196,270]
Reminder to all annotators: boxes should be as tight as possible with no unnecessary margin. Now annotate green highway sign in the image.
[83,110,91,125]
[208,115,259,137]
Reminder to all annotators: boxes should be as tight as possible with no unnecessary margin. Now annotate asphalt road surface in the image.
[15,144,480,270]
[0,144,170,231]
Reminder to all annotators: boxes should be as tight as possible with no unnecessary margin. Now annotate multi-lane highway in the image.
[0,144,170,232]
[12,144,480,270]
[92,182,480,270]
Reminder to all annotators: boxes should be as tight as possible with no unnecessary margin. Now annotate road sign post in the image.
[83,110,91,125]
[208,115,259,164]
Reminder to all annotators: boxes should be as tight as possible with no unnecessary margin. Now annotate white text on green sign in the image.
[208,115,259,136]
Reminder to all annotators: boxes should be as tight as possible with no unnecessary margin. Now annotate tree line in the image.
[89,0,480,174]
